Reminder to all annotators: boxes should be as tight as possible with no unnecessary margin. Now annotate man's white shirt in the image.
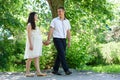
[50,17,71,38]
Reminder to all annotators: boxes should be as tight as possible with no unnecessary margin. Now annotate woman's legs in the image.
[26,57,41,74]
[34,57,47,76]
[26,58,32,74]
[34,57,41,73]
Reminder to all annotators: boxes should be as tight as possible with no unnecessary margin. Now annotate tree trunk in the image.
[47,0,64,18]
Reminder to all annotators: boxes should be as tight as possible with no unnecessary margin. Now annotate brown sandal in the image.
[25,73,34,77]
[37,73,47,76]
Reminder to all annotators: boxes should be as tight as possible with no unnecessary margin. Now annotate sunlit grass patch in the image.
[82,64,120,73]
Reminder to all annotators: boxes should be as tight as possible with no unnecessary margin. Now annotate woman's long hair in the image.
[27,12,37,29]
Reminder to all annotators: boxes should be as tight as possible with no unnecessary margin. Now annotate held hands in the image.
[29,41,50,50]
[43,40,50,46]
[43,40,71,47]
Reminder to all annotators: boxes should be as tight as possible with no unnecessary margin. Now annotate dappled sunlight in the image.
[99,42,120,63]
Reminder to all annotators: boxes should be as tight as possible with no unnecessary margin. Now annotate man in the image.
[45,7,72,75]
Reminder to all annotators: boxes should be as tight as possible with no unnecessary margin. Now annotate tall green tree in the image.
[0,0,27,71]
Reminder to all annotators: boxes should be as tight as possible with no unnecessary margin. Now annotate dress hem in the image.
[24,55,42,59]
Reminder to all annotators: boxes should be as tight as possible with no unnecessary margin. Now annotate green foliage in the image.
[40,44,55,69]
[0,0,120,72]
[82,64,120,73]
[64,0,114,68]
[66,32,96,68]
[99,42,120,64]
[0,0,26,32]
[0,39,25,71]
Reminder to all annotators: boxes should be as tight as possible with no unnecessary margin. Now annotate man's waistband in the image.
[53,37,66,40]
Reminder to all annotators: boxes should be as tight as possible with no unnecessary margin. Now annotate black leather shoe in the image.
[52,71,62,75]
[65,71,72,75]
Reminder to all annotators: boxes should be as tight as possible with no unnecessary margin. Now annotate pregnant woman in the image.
[24,12,46,77]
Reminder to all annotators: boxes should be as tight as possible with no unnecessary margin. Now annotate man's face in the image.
[57,9,65,17]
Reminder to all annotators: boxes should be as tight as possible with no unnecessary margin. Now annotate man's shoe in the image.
[52,71,62,75]
[65,71,72,75]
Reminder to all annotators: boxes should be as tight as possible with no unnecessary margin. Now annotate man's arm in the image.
[67,29,71,47]
[45,27,54,45]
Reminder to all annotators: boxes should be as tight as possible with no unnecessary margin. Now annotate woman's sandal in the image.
[25,73,34,77]
[37,73,47,76]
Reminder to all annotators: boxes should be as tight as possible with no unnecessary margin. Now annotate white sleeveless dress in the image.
[24,25,42,59]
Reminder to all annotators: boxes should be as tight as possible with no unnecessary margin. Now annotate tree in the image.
[47,0,64,18]
[0,0,28,71]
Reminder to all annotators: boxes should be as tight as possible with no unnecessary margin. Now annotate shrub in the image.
[99,42,120,64]
[66,30,97,69]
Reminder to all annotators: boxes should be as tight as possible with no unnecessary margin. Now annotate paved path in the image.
[0,69,120,80]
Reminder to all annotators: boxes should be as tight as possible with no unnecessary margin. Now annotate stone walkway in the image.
[0,69,120,80]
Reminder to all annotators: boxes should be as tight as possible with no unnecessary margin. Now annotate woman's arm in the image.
[27,24,33,50]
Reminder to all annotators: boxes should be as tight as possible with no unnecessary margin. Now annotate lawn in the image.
[82,64,120,73]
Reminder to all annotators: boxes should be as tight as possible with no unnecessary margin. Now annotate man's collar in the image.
[57,17,66,20]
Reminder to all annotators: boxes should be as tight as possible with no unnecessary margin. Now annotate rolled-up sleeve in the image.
[50,20,55,28]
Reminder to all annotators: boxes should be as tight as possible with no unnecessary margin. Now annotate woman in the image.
[24,12,46,77]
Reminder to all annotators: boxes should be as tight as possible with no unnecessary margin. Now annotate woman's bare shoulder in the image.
[27,23,32,30]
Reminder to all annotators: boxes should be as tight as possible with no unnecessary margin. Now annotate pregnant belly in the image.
[33,36,42,45]
[33,34,42,38]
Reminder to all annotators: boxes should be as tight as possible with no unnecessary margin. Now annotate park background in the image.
[0,0,120,73]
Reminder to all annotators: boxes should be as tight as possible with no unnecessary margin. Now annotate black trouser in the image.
[53,38,69,72]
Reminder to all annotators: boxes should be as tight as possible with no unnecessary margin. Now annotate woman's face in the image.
[34,14,38,21]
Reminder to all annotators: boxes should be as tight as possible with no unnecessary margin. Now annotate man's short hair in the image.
[58,7,65,11]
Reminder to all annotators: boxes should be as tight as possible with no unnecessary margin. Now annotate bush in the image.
[99,42,120,64]
[0,38,25,71]
[0,37,56,71]
[66,30,97,69]
[40,44,56,69]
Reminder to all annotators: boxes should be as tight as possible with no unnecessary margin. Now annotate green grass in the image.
[81,64,120,73]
